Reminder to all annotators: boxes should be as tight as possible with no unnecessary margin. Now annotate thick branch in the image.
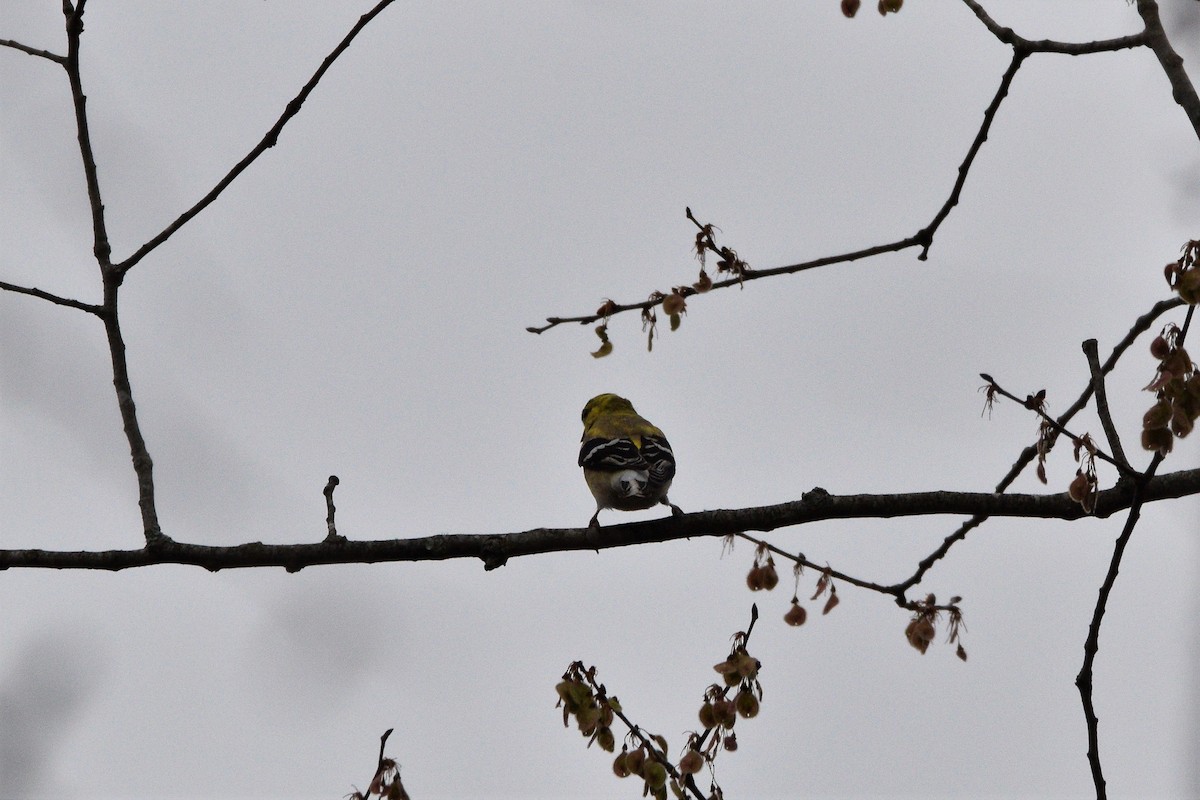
[1137,0,1200,142]
[2,469,1197,572]
[113,0,398,275]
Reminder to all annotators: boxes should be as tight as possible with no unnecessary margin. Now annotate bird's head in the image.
[581,393,635,426]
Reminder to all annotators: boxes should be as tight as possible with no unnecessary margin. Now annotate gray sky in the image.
[1,2,1198,798]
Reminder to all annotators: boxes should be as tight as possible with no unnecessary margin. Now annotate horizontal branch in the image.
[960,0,1147,56]
[4,467,1197,573]
[526,234,923,333]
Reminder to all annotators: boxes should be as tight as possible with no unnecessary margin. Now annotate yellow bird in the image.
[579,393,682,529]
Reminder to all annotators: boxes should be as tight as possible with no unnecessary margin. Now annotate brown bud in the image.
[735,689,760,719]
[784,602,808,627]
[625,747,646,777]
[760,561,779,590]
[613,750,631,778]
[713,698,737,728]
[698,701,717,729]
[644,761,669,790]
[841,0,861,16]
[734,652,759,679]
[906,617,936,654]
[662,292,686,316]
[746,565,765,591]
[1141,426,1174,454]
[1144,400,1172,430]
[678,749,704,775]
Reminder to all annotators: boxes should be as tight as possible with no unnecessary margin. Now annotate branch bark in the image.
[3,469,1197,573]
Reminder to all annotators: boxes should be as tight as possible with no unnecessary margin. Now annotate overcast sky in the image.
[1,2,1199,798]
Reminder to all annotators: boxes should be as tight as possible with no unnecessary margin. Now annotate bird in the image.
[578,393,682,529]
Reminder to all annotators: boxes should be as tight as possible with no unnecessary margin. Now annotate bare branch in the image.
[0,38,66,64]
[101,289,166,544]
[914,48,1025,260]
[0,279,102,315]
[526,233,923,334]
[960,0,1147,55]
[893,297,1183,592]
[114,0,398,275]
[62,0,113,269]
[1076,452,1164,800]
[531,6,1149,339]
[979,374,1134,478]
[2,469,1197,573]
[324,475,343,542]
[1082,339,1129,470]
[1137,0,1200,142]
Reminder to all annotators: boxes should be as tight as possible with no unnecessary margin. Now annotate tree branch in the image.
[960,0,1147,55]
[1075,452,1163,800]
[530,5,1149,339]
[113,0,398,275]
[1137,0,1200,142]
[2,469,1197,573]
[886,297,1183,593]
[1082,339,1130,470]
[0,279,102,314]
[0,38,66,64]
[62,0,112,269]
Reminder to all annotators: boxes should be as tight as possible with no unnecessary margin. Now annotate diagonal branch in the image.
[1082,338,1130,470]
[0,279,102,314]
[113,0,398,275]
[893,297,1184,592]
[530,8,1148,338]
[0,38,67,64]
[63,0,113,269]
[1,468,1197,573]
[1075,453,1164,800]
[1137,0,1200,142]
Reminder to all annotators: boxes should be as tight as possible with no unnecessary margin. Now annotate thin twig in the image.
[0,280,102,314]
[980,374,1134,478]
[530,7,1147,338]
[0,38,66,63]
[894,297,1184,592]
[114,0,399,275]
[1075,453,1163,800]
[734,532,892,597]
[63,0,113,269]
[324,475,343,542]
[1081,339,1129,470]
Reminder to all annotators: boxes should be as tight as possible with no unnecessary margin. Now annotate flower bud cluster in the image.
[1142,323,1198,454]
